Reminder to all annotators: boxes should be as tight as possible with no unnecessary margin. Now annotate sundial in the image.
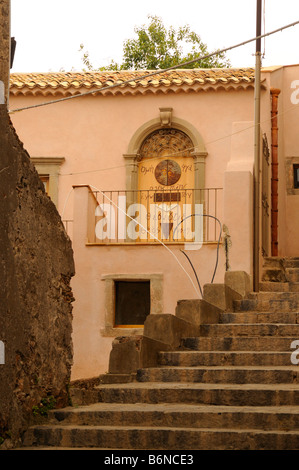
[154,159,181,186]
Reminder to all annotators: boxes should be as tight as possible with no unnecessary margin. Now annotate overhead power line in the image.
[58,98,299,178]
[9,19,299,114]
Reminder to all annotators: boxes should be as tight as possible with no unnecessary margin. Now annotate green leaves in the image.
[80,15,230,71]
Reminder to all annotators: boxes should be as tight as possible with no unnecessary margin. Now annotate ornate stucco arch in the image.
[123,108,208,197]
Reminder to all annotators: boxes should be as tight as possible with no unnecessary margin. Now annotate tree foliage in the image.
[80,15,230,71]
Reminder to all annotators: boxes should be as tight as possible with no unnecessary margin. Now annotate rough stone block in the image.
[0,107,75,446]
[203,283,243,311]
[175,299,221,325]
[224,271,251,297]
[108,334,171,375]
[143,314,198,349]
[140,336,172,369]
[108,336,143,374]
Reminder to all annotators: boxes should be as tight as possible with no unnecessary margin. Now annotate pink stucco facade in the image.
[9,66,299,380]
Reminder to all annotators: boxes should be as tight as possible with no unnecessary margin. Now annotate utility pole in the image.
[253,0,262,292]
[0,0,11,107]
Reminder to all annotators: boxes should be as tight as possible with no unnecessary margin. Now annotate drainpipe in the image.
[253,0,262,292]
[270,87,280,257]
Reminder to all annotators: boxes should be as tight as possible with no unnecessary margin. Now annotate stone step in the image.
[199,323,299,337]
[21,423,299,450]
[19,263,299,451]
[203,321,299,335]
[47,403,299,431]
[286,268,299,283]
[220,312,299,324]
[182,336,297,352]
[136,366,299,384]
[284,284,299,292]
[247,291,299,301]
[262,257,285,269]
[284,259,299,268]
[261,265,299,283]
[70,382,299,407]
[259,282,290,292]
[262,268,287,283]
[158,350,293,367]
[233,298,299,312]
[262,258,299,269]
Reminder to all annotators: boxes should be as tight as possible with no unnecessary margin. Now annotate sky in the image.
[10,0,299,73]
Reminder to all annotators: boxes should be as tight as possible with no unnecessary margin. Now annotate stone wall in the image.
[0,107,75,448]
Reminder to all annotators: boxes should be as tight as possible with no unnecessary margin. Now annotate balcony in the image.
[85,188,223,246]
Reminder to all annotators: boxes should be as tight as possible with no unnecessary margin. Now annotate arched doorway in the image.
[137,128,194,190]
[123,113,208,243]
[137,128,195,242]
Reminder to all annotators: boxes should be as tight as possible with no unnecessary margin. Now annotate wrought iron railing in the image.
[87,188,223,245]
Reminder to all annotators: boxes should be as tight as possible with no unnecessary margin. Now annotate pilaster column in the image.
[123,152,139,215]
[192,151,208,204]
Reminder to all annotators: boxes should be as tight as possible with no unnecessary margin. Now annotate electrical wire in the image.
[61,184,204,298]
[173,214,223,293]
[8,19,299,115]
[57,98,299,178]
[87,184,202,298]
[7,16,298,299]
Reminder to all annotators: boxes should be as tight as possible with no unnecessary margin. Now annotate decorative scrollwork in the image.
[139,128,193,161]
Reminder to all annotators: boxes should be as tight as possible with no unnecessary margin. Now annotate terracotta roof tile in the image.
[10,68,257,96]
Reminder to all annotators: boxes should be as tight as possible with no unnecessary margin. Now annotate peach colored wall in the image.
[71,186,225,379]
[10,89,256,235]
[8,87,260,380]
[10,68,299,379]
[223,121,255,282]
[10,90,257,199]
[281,66,299,256]
[261,66,299,257]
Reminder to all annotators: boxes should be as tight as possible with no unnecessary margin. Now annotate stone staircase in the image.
[19,258,299,450]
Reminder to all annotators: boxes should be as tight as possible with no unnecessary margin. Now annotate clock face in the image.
[154,159,181,186]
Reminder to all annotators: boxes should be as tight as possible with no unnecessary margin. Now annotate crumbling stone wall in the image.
[0,107,75,448]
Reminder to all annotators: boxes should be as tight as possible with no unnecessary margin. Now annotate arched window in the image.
[137,129,196,242]
[123,112,208,243]
[137,128,194,190]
